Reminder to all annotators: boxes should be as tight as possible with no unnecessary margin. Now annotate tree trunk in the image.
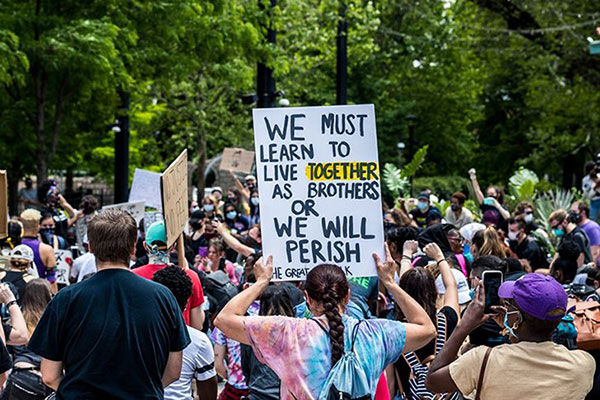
[196,134,207,201]
[7,170,20,217]
[36,157,47,187]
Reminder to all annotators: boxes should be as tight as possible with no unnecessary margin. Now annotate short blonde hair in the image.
[20,209,41,231]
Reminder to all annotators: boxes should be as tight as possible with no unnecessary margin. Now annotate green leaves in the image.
[382,163,409,196]
[508,167,539,203]
[0,30,28,85]
[401,145,428,179]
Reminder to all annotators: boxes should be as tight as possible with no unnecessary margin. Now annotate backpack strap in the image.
[474,347,493,400]
[311,318,329,336]
[313,318,364,354]
[350,320,364,352]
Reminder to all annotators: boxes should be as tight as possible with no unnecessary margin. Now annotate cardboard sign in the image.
[102,201,145,224]
[219,147,255,174]
[129,169,162,210]
[0,171,7,238]
[55,249,73,286]
[252,104,384,280]
[161,150,189,248]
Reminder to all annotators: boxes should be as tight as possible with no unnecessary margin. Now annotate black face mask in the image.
[569,211,581,224]
[190,219,202,230]
[241,235,259,249]
[450,204,460,211]
[40,228,54,244]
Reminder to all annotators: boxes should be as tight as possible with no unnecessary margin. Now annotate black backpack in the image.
[205,270,239,317]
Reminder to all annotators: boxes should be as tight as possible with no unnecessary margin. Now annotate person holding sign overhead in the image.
[214,245,436,400]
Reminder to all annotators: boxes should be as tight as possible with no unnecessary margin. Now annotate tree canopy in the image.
[0,0,599,208]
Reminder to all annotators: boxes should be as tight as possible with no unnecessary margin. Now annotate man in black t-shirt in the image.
[507,217,548,270]
[409,192,442,228]
[549,209,592,265]
[28,209,190,399]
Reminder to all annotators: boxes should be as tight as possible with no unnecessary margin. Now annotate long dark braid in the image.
[305,264,349,365]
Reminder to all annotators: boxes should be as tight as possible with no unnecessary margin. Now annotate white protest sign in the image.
[129,169,162,210]
[102,201,145,224]
[54,249,72,286]
[253,104,384,281]
[161,150,189,249]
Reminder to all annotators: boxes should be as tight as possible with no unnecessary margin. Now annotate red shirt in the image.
[132,264,204,326]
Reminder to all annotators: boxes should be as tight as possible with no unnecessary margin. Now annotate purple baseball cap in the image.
[498,274,568,321]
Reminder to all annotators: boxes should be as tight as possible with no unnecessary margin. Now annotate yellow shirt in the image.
[449,341,596,400]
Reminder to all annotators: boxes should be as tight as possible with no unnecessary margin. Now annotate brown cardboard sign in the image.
[219,147,255,174]
[161,150,189,248]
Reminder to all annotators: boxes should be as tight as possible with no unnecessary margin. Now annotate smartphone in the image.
[483,197,495,205]
[482,270,503,313]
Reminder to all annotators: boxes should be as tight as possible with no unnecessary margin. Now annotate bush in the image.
[413,176,471,200]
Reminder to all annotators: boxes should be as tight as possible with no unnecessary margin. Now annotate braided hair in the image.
[305,264,349,365]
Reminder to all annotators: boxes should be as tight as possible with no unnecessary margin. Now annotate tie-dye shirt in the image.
[244,314,406,399]
[211,302,260,390]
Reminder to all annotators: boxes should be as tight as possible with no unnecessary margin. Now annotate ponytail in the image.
[305,264,349,366]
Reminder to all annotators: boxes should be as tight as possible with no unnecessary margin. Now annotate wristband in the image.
[402,255,412,261]
[436,259,446,265]
[6,300,18,309]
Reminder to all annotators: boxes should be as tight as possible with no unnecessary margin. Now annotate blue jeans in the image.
[591,199,600,223]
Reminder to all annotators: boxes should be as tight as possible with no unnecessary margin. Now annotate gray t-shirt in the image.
[164,326,216,400]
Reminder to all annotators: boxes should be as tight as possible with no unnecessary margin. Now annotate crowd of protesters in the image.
[0,160,597,399]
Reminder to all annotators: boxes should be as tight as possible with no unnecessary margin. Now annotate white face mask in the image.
[508,231,519,241]
[524,213,534,223]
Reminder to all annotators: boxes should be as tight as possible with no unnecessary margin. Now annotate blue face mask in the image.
[553,228,565,237]
[250,197,259,206]
[226,211,237,220]
[463,244,473,262]
[203,204,214,212]
[417,201,428,211]
[503,309,521,340]
[469,288,476,300]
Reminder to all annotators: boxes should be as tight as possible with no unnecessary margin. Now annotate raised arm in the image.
[427,282,490,393]
[424,243,459,316]
[468,168,484,205]
[229,170,250,201]
[58,195,78,226]
[213,256,272,345]
[399,240,418,279]
[215,222,255,258]
[374,245,436,353]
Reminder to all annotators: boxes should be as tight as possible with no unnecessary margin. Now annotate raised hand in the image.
[254,255,273,284]
[423,243,444,263]
[374,243,395,286]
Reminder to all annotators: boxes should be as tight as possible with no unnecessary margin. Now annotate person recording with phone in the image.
[468,168,510,228]
[426,274,596,400]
